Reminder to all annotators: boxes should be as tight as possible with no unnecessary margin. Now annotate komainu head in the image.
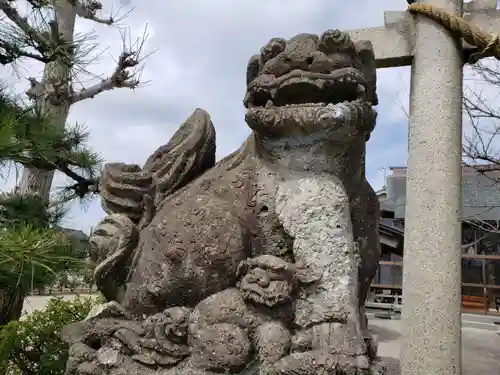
[244,30,377,139]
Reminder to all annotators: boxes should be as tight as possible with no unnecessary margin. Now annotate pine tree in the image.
[0,0,149,324]
[0,0,148,198]
[0,88,98,325]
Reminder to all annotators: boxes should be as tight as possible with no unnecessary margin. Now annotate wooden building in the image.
[373,165,500,314]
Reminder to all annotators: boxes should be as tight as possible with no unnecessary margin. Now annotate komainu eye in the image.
[319,29,354,54]
[260,38,286,62]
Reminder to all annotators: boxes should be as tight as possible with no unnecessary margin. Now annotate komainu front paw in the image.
[269,350,380,375]
[292,322,367,356]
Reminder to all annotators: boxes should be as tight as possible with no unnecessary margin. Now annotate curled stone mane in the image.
[99,109,216,224]
[88,213,138,301]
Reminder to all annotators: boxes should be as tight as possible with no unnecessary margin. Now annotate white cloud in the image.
[3,0,488,234]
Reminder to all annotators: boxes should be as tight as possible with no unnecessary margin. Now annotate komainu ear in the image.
[354,40,378,106]
[246,54,261,86]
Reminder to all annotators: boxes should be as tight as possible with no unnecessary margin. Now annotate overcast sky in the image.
[1,0,486,233]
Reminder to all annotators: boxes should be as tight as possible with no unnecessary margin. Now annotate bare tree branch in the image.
[463,218,500,235]
[74,0,113,25]
[461,229,492,248]
[69,51,138,102]
[70,27,151,103]
[462,59,500,183]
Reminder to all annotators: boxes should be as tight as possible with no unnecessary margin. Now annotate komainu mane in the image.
[63,30,385,375]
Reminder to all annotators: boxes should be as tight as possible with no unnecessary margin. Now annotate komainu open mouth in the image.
[244,67,367,110]
[244,66,374,137]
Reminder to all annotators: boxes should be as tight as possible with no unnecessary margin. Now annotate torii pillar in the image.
[345,0,500,373]
[401,0,463,374]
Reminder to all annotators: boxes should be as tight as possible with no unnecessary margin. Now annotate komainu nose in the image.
[262,50,334,77]
[285,51,330,71]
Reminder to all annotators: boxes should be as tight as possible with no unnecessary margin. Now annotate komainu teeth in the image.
[265,100,273,109]
[356,84,365,93]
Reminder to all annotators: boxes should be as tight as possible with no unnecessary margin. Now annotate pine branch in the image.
[28,149,101,198]
[0,90,101,198]
[62,173,99,197]
[0,38,51,64]
[0,1,76,66]
[0,224,82,291]
[0,0,47,49]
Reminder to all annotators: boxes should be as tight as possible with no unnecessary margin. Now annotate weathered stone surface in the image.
[85,301,131,321]
[66,29,384,375]
[190,323,251,372]
[88,214,139,302]
[255,322,292,365]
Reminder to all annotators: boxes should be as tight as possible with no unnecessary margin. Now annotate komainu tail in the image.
[99,108,216,225]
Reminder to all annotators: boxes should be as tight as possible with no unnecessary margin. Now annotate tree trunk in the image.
[19,0,76,198]
[3,0,77,326]
[0,287,26,326]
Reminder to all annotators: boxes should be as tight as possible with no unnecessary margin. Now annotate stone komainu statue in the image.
[63,30,385,375]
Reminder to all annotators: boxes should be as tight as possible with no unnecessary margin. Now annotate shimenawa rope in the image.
[406,2,500,63]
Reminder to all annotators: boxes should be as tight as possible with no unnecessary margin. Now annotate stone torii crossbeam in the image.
[345,1,500,374]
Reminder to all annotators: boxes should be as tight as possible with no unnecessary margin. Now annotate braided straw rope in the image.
[407,3,500,63]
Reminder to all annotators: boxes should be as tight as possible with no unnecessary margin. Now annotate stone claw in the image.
[270,350,376,375]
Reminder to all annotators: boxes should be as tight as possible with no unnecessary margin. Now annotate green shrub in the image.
[0,295,102,375]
